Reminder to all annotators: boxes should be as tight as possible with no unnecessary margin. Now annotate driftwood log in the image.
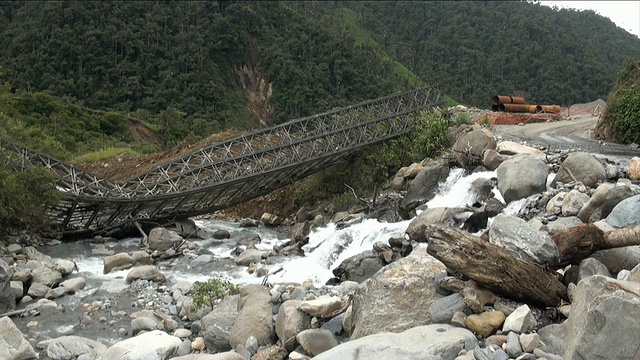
[426,224,568,307]
[552,224,640,267]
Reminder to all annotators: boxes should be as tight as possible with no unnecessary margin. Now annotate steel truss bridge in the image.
[0,87,443,233]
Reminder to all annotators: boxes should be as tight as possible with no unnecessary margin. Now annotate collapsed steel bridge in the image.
[0,87,443,233]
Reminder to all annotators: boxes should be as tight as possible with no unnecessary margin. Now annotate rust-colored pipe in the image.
[492,95,525,105]
[536,105,560,113]
[491,104,499,112]
[527,105,538,113]
[498,103,530,113]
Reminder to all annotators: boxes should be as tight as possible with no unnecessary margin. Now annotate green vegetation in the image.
[73,147,138,163]
[598,59,640,144]
[0,164,59,234]
[191,277,240,310]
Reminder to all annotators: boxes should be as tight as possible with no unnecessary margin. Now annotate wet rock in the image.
[130,251,152,265]
[489,214,559,265]
[99,330,181,360]
[332,250,385,284]
[0,316,38,359]
[482,149,503,170]
[312,324,476,360]
[148,227,183,252]
[298,296,341,317]
[427,293,470,324]
[31,266,62,287]
[606,194,640,228]
[406,207,467,242]
[229,285,275,349]
[452,129,497,168]
[400,160,450,214]
[496,141,546,161]
[296,329,338,357]
[190,254,214,267]
[212,229,231,239]
[43,336,108,360]
[234,232,261,247]
[239,218,260,227]
[125,265,165,283]
[235,249,265,266]
[496,155,548,203]
[288,222,311,243]
[561,190,590,217]
[469,178,495,204]
[350,247,446,339]
[565,275,640,359]
[590,246,640,274]
[261,212,282,226]
[52,259,76,275]
[629,157,640,180]
[502,305,536,334]
[464,311,506,338]
[275,300,311,351]
[552,152,606,188]
[103,253,135,274]
[201,294,239,352]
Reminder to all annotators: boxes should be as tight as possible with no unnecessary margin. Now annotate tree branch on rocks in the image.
[425,224,568,307]
[344,183,373,211]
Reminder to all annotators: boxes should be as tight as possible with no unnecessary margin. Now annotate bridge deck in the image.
[0,87,443,233]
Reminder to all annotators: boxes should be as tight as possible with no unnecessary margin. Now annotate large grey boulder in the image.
[561,190,590,217]
[43,336,107,359]
[332,250,385,284]
[538,323,567,356]
[496,155,548,203]
[125,265,165,283]
[31,267,62,288]
[552,152,606,188]
[452,129,497,168]
[52,259,76,276]
[400,160,450,213]
[235,249,265,266]
[543,216,583,236]
[405,207,467,242]
[577,258,612,282]
[578,183,614,222]
[23,246,53,265]
[201,295,239,352]
[0,266,15,310]
[99,330,181,360]
[590,246,640,274]
[0,316,38,359]
[427,293,470,324]
[564,275,640,359]
[350,247,446,339]
[59,277,86,293]
[148,227,184,252]
[103,253,135,274]
[295,329,338,357]
[606,194,640,228]
[312,324,477,360]
[600,184,635,219]
[275,300,311,351]
[496,141,546,160]
[489,214,560,265]
[229,285,275,349]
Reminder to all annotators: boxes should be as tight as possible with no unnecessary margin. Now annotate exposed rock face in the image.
[0,316,38,360]
[400,160,450,214]
[332,250,385,284]
[148,227,184,252]
[275,300,311,351]
[452,129,497,168]
[201,295,239,352]
[489,214,560,265]
[564,275,640,359]
[606,194,640,228]
[99,330,182,360]
[496,155,548,203]
[350,247,446,339]
[229,285,275,349]
[312,324,477,360]
[552,152,606,188]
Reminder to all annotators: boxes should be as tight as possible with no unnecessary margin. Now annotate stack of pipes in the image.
[491,95,560,114]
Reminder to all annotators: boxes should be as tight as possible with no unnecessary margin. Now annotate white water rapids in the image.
[71,168,536,288]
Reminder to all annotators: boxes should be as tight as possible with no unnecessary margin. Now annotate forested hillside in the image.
[0,1,638,141]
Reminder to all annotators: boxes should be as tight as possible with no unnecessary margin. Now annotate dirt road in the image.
[490,114,639,160]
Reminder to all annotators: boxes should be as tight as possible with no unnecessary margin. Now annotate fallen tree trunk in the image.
[426,224,567,307]
[552,224,640,266]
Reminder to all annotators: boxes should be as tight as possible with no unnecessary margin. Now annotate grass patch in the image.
[73,147,138,163]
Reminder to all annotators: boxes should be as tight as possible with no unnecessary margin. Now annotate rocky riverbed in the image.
[1,119,640,360]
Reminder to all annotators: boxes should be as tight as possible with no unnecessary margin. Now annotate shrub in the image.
[191,277,240,310]
[600,59,640,144]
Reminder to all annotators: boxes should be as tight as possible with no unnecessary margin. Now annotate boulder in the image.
[482,149,503,171]
[52,259,76,275]
[0,316,38,360]
[578,183,614,222]
[234,232,261,247]
[405,207,467,242]
[229,285,275,349]
[27,283,50,298]
[312,324,477,360]
[577,258,612,282]
[469,178,496,204]
[190,255,214,267]
[0,266,15,310]
[261,213,282,226]
[148,227,184,252]
[131,251,153,265]
[561,190,590,217]
[99,330,181,360]
[212,229,231,239]
[31,266,62,287]
[103,253,135,274]
[489,214,560,265]
[43,336,108,360]
[288,222,311,243]
[125,265,165,283]
[235,249,265,266]
[295,329,338,357]
[606,194,640,228]
[552,152,606,188]
[465,311,506,338]
[495,141,546,160]
[59,277,86,293]
[201,295,239,352]
[600,184,635,219]
[23,246,53,265]
[538,323,567,356]
[275,300,311,351]
[427,293,470,324]
[564,275,640,359]
[298,296,342,317]
[332,250,385,284]
[629,157,640,180]
[350,247,446,339]
[502,305,537,334]
[452,129,497,168]
[589,246,640,274]
[543,216,583,236]
[10,281,23,300]
[400,160,450,213]
[97,279,128,295]
[496,155,548,203]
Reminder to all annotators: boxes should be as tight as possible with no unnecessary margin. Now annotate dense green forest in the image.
[1,1,638,140]
[596,59,640,144]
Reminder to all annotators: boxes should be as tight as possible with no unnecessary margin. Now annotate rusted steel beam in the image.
[492,95,525,105]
